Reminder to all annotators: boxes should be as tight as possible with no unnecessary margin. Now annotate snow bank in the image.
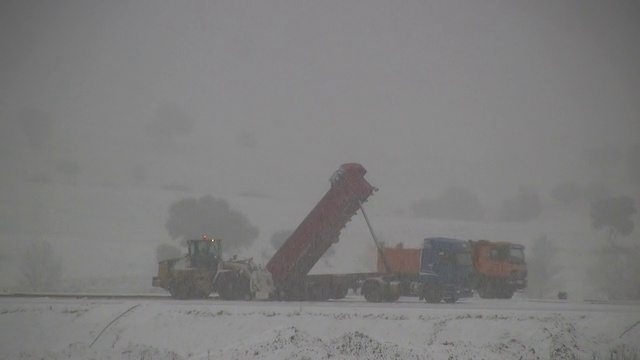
[1,297,638,360]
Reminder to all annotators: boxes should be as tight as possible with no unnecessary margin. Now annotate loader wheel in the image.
[218,278,241,300]
[169,287,179,299]
[218,271,249,300]
[363,283,382,303]
[217,284,235,300]
[169,281,189,300]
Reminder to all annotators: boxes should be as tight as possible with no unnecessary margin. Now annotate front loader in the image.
[152,236,274,300]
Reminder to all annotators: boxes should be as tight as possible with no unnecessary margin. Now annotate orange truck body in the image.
[468,239,527,298]
[376,247,421,274]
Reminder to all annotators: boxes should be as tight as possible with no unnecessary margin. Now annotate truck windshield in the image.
[509,247,525,264]
[456,250,473,266]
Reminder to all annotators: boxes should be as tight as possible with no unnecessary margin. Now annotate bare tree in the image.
[165,195,259,254]
[588,246,640,300]
[156,244,183,262]
[19,240,63,292]
[588,195,638,300]
[590,196,636,245]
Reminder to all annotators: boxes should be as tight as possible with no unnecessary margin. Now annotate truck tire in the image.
[306,284,331,301]
[363,283,382,303]
[478,280,496,299]
[331,285,349,300]
[384,291,400,303]
[496,288,514,299]
[424,286,443,304]
[444,295,458,303]
[195,290,210,299]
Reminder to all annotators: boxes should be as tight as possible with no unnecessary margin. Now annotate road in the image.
[2,292,638,315]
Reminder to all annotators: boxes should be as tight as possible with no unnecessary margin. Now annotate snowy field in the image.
[1,295,639,360]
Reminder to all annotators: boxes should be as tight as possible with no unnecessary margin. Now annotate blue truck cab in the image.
[420,237,474,302]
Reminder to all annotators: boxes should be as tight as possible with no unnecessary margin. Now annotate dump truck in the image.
[359,237,475,303]
[362,237,529,302]
[468,239,527,299]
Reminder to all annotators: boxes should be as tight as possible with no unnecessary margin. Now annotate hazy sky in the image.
[2,0,639,208]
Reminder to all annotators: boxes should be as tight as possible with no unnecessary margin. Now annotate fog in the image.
[1,1,639,296]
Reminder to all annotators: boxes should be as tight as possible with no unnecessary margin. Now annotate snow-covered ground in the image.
[1,295,638,360]
[1,170,639,359]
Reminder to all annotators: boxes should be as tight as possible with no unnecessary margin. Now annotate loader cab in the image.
[187,236,222,269]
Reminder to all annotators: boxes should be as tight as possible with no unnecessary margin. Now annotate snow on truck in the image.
[152,163,527,303]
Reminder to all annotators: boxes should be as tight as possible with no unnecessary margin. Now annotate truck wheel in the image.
[195,290,210,299]
[444,295,458,303]
[306,284,331,301]
[478,282,496,299]
[496,288,514,299]
[384,291,400,303]
[424,286,443,304]
[363,283,382,303]
[331,285,348,300]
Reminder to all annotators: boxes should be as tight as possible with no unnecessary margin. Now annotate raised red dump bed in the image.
[266,163,377,293]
